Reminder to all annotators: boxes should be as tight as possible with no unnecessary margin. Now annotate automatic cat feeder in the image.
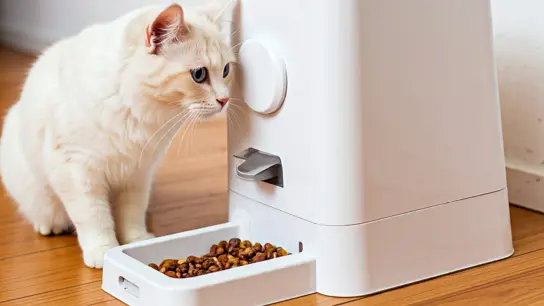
[102,0,514,305]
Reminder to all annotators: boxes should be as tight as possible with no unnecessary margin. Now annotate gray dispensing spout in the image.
[234,148,283,186]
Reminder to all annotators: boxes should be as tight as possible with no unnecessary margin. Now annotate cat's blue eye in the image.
[223,63,230,78]
[191,67,208,83]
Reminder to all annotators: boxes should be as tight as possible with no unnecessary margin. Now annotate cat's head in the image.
[129,0,237,121]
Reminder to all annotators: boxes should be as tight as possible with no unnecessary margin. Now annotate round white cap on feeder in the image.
[237,39,287,114]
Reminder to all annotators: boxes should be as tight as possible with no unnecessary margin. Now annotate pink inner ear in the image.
[145,24,153,48]
[147,4,185,54]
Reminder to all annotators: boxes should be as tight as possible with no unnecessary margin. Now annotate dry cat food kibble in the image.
[147,238,291,278]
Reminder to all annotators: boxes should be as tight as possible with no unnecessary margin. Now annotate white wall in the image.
[491,0,544,212]
[0,0,203,52]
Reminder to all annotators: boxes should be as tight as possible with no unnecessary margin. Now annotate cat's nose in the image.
[216,97,229,108]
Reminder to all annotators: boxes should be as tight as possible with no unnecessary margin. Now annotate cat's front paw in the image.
[83,244,118,269]
[119,232,155,245]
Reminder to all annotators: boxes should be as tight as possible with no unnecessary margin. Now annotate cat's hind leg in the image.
[1,146,73,236]
[28,192,73,236]
[0,106,73,236]
[30,194,74,236]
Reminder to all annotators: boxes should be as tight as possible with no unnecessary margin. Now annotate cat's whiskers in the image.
[228,97,248,105]
[228,99,251,116]
[225,26,240,43]
[176,111,200,156]
[210,0,235,23]
[188,113,203,154]
[137,109,189,167]
[228,98,251,137]
[228,40,245,54]
[137,110,187,164]
[226,103,248,137]
[227,110,233,132]
[145,111,195,167]
[184,113,198,155]
[226,109,241,136]
[226,103,243,125]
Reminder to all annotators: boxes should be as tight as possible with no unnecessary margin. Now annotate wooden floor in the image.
[1,46,544,306]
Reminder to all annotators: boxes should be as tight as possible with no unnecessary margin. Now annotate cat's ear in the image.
[197,0,235,24]
[145,3,188,55]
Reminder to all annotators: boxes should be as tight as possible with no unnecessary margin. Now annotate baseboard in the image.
[506,158,544,213]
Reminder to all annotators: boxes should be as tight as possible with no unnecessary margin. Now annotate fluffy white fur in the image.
[0,0,236,268]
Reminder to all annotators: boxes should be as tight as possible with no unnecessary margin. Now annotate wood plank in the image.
[0,246,101,302]
[510,206,544,255]
[89,301,124,306]
[343,246,544,305]
[0,208,77,260]
[275,295,358,306]
[1,281,111,306]
[412,266,544,306]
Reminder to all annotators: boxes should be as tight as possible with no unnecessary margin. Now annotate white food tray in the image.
[102,222,316,306]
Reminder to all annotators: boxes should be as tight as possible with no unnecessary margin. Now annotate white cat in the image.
[0,0,236,269]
